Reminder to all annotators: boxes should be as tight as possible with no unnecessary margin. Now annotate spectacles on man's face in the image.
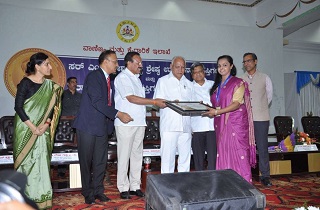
[242,59,254,64]
[132,59,143,66]
[192,70,204,75]
[106,59,118,65]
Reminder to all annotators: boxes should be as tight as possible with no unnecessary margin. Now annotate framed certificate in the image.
[165,101,212,116]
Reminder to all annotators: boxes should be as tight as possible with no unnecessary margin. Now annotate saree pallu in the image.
[211,76,256,183]
[13,79,62,209]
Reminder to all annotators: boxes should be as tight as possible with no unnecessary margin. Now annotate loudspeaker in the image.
[145,169,265,210]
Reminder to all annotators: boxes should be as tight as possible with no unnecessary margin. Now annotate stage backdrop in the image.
[59,55,217,98]
[0,3,284,122]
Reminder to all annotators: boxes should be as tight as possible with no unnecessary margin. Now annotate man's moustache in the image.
[138,67,143,75]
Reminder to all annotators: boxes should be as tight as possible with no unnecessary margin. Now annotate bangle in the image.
[215,110,218,115]
[45,121,51,125]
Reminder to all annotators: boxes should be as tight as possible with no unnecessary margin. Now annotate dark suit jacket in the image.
[73,68,118,136]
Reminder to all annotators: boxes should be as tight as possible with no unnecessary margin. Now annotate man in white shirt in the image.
[114,52,166,199]
[153,56,193,173]
[241,52,273,187]
[190,62,216,171]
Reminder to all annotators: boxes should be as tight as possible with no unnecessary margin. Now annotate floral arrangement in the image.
[294,206,319,210]
[271,129,317,152]
[294,130,315,145]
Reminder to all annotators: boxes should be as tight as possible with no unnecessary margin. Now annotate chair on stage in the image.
[51,116,77,180]
[144,116,160,149]
[301,116,320,142]
[53,116,77,153]
[0,116,15,155]
[273,116,294,142]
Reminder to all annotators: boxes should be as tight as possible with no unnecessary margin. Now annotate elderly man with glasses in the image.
[114,51,166,199]
[190,62,216,171]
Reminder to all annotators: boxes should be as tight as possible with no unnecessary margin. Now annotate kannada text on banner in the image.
[58,56,217,98]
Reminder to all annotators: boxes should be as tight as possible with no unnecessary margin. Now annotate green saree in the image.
[13,79,62,209]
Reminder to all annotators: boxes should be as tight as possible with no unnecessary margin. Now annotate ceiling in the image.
[198,0,264,7]
[199,0,320,37]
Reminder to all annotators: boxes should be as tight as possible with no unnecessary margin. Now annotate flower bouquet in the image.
[294,130,316,145]
[294,206,319,210]
[278,132,296,152]
[278,129,317,152]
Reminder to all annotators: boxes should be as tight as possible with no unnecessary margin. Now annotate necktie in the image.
[107,76,111,106]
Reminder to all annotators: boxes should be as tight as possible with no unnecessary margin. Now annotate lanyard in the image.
[216,75,232,103]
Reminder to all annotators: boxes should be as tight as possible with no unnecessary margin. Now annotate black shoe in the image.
[120,191,131,199]
[85,196,95,204]
[129,189,145,197]
[261,177,272,187]
[94,194,110,202]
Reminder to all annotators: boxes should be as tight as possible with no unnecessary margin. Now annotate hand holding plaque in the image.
[165,101,212,116]
[201,106,221,118]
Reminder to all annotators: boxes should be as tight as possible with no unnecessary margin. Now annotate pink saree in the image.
[211,76,256,183]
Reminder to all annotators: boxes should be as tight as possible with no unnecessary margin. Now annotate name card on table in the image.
[0,155,14,164]
[0,149,163,165]
[294,144,318,152]
[0,153,79,165]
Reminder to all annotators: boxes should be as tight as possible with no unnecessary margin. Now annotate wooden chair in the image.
[273,116,294,142]
[144,116,160,149]
[51,116,78,188]
[301,116,320,141]
[0,116,15,155]
[53,116,77,153]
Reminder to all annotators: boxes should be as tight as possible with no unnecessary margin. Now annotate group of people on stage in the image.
[12,50,273,209]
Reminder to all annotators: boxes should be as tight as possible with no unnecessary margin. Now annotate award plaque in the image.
[165,101,212,116]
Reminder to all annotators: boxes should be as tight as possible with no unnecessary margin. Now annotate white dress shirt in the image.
[191,79,215,132]
[114,68,146,126]
[153,72,193,132]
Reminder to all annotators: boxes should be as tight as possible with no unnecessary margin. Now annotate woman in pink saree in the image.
[203,55,256,183]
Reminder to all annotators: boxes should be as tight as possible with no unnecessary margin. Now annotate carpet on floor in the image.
[255,174,320,210]
[52,166,320,210]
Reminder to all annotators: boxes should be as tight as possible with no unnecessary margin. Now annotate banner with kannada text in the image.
[58,56,217,98]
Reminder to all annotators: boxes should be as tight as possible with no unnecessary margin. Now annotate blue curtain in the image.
[295,71,320,94]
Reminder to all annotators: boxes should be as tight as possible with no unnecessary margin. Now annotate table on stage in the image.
[0,148,162,192]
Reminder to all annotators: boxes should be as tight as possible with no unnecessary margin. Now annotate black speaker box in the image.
[145,169,266,210]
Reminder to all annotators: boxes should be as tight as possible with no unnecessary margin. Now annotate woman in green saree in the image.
[13,52,63,209]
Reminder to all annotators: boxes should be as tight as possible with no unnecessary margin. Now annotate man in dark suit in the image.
[73,50,132,204]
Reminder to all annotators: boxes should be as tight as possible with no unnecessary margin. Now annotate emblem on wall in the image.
[116,20,140,43]
[3,48,66,97]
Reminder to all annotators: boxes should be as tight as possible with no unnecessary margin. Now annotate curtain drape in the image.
[284,71,320,131]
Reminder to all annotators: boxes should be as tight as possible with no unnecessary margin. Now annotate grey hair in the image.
[190,62,205,74]
[171,56,186,65]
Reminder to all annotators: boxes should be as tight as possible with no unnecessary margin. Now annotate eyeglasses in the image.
[106,59,118,64]
[132,59,143,66]
[242,59,254,64]
[192,70,204,75]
